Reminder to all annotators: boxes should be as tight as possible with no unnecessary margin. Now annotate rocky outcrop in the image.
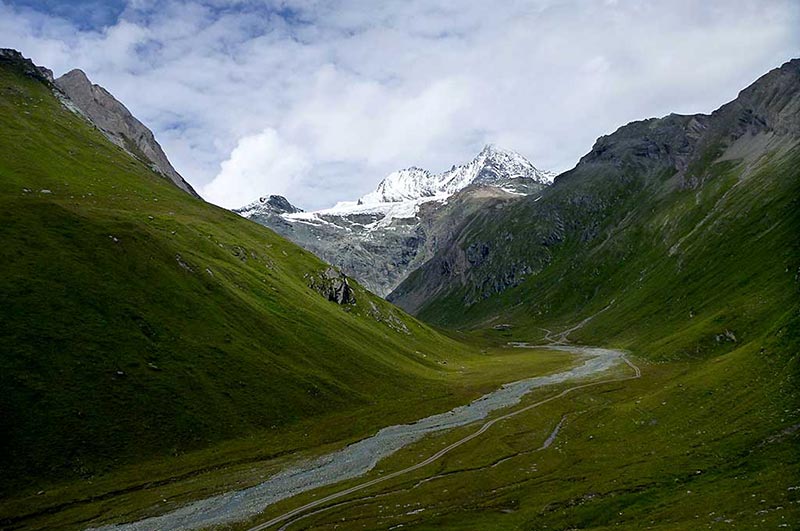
[54,69,200,198]
[367,301,410,334]
[306,267,357,305]
[0,49,54,84]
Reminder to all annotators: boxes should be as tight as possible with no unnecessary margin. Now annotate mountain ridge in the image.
[359,144,554,204]
[0,48,199,198]
[54,67,200,198]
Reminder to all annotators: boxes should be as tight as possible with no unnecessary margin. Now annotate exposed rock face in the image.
[306,267,357,305]
[261,194,304,214]
[236,195,303,218]
[237,146,551,296]
[389,58,800,317]
[54,69,200,198]
[575,59,800,176]
[0,49,54,84]
[367,301,410,334]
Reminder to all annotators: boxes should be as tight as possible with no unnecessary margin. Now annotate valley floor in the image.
[233,338,798,531]
[7,323,798,531]
[242,347,639,531]
[93,346,631,531]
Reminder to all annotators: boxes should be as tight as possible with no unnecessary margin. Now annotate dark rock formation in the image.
[0,49,54,85]
[260,195,303,214]
[306,267,357,305]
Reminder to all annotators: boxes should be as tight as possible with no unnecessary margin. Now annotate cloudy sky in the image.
[2,0,798,209]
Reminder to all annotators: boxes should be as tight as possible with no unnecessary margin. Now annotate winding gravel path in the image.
[91,346,636,531]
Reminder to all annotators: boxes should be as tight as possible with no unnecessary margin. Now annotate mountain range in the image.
[0,49,509,526]
[237,144,553,295]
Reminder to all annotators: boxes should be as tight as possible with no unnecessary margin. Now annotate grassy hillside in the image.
[0,52,582,529]
[392,60,800,361]
[403,140,799,359]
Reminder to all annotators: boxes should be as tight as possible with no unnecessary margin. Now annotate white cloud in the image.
[203,128,310,208]
[0,0,798,209]
[283,67,473,165]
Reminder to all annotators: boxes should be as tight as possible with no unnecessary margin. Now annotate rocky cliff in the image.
[54,68,200,198]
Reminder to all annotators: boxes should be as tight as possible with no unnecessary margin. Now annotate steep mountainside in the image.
[237,145,552,295]
[0,48,197,198]
[0,50,563,524]
[391,59,800,344]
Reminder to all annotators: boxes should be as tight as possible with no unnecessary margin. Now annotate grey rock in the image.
[715,329,737,343]
[306,267,356,305]
[54,69,200,198]
[175,254,194,273]
[367,301,410,334]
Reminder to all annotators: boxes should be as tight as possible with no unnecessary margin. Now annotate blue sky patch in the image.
[10,0,127,30]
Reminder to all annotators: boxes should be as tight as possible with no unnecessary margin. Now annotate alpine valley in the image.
[0,45,798,531]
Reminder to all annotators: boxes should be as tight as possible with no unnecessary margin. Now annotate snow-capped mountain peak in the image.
[359,166,433,204]
[234,145,553,297]
[233,194,303,218]
[357,145,552,205]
